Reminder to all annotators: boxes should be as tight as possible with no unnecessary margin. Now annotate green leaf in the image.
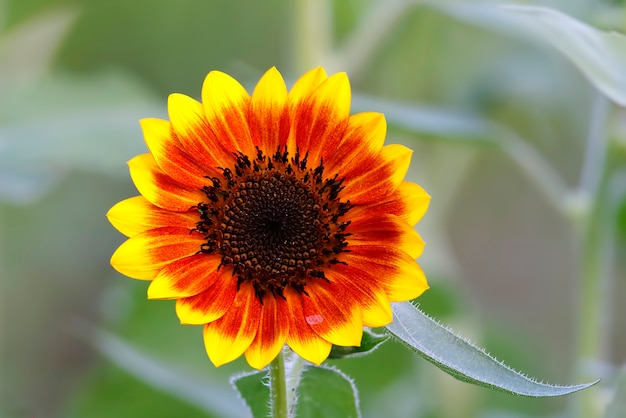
[386,302,599,397]
[328,329,388,360]
[231,370,269,418]
[502,5,626,106]
[500,5,626,107]
[427,2,626,107]
[294,366,360,418]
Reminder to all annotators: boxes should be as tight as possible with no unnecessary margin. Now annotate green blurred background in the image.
[1,0,625,417]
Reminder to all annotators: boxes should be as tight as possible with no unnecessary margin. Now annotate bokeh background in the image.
[1,0,626,417]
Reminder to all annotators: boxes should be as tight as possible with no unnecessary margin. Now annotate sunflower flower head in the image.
[107,67,430,370]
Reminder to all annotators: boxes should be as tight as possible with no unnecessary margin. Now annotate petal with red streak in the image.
[245,295,290,370]
[327,265,392,328]
[175,272,238,324]
[128,153,205,212]
[148,254,223,299]
[366,181,431,226]
[249,67,290,152]
[346,245,429,301]
[203,282,261,367]
[140,118,208,188]
[110,227,204,280]
[107,196,198,238]
[301,281,363,347]
[325,112,386,177]
[347,212,425,259]
[340,144,412,205]
[167,93,233,174]
[284,288,332,365]
[288,67,328,103]
[201,71,255,157]
[288,72,350,164]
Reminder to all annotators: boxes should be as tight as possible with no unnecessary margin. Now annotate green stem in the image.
[291,0,332,74]
[572,171,623,418]
[496,125,569,213]
[269,349,289,418]
[285,351,306,414]
[571,94,612,418]
[573,211,603,418]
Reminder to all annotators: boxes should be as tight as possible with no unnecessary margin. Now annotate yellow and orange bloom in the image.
[107,67,430,369]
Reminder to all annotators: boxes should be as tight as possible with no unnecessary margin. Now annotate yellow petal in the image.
[288,66,328,103]
[325,112,386,177]
[284,288,332,365]
[140,117,208,188]
[244,295,289,370]
[203,283,261,367]
[287,72,351,164]
[369,181,431,227]
[201,71,254,156]
[250,67,290,151]
[301,281,363,347]
[340,144,412,205]
[106,196,197,238]
[147,254,223,299]
[110,227,204,280]
[128,153,204,212]
[399,182,431,226]
[326,266,392,328]
[167,93,233,172]
[176,273,238,324]
[347,246,429,301]
[347,212,425,259]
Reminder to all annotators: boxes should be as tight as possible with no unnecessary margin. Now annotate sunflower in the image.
[107,67,430,370]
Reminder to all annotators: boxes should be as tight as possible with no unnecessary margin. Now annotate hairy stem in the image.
[269,349,289,418]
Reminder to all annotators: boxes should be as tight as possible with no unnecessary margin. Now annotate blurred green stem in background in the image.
[571,93,612,418]
[292,0,331,74]
[292,0,415,77]
[495,125,569,212]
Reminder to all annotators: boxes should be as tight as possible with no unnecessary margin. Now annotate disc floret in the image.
[193,146,353,301]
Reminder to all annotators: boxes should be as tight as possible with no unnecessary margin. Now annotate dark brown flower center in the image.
[193,146,352,302]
